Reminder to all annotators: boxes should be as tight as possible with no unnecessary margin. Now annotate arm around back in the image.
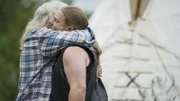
[38,27,95,57]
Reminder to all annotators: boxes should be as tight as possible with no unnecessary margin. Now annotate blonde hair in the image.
[92,42,102,65]
[61,6,102,64]
[20,1,67,50]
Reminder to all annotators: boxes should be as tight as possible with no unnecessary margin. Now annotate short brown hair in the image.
[61,6,88,30]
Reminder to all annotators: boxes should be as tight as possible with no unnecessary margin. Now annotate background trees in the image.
[0,0,36,100]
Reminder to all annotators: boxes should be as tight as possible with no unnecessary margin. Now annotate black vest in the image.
[50,45,108,101]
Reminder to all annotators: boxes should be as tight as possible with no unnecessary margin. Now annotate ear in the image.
[66,26,74,31]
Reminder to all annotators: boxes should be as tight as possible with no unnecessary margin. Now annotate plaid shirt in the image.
[16,27,95,101]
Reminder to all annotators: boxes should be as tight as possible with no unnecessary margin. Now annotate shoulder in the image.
[63,46,90,66]
[63,46,88,58]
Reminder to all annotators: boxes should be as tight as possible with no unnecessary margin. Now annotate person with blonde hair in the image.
[49,6,108,101]
[16,1,102,101]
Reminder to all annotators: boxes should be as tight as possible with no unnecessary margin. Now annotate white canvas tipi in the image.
[89,0,180,101]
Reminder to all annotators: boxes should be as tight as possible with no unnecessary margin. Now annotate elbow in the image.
[69,84,86,101]
[71,84,86,92]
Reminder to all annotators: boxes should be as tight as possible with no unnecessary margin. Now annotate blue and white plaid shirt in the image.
[16,27,95,101]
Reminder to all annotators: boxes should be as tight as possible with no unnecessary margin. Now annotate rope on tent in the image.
[137,19,180,98]
[137,16,180,98]
[139,0,180,61]
[141,0,155,19]
[137,20,180,61]
[153,45,180,98]
[129,23,135,64]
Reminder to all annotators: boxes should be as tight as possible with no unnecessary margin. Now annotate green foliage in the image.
[0,0,75,100]
[0,0,36,101]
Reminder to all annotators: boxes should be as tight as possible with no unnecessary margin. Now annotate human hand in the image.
[96,64,102,78]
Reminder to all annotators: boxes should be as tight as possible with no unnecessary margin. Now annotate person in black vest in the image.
[17,2,103,101]
[50,6,108,101]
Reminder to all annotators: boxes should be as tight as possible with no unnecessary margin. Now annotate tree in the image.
[0,0,75,100]
[0,0,35,101]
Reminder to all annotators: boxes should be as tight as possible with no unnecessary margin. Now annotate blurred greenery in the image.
[0,0,75,100]
[0,0,36,101]
[0,0,76,100]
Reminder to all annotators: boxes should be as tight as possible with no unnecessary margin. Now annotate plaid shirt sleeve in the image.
[36,27,96,57]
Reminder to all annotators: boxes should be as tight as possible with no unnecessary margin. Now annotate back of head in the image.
[61,6,88,30]
[20,1,67,50]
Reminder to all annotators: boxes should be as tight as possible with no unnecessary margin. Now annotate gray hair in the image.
[20,1,67,50]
